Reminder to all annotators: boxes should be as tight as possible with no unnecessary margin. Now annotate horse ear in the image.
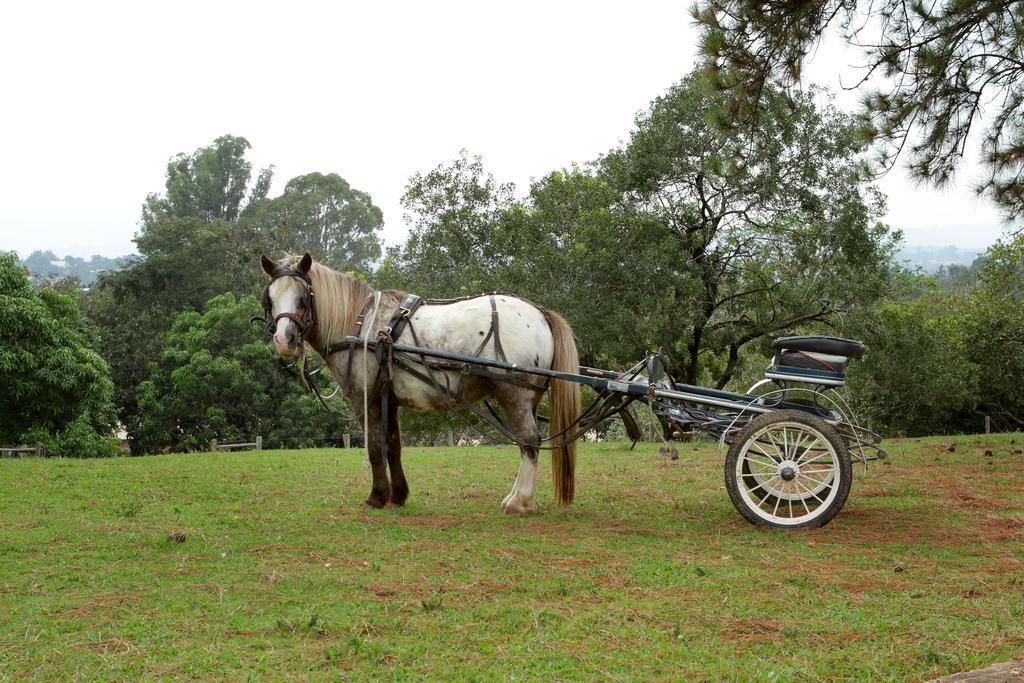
[297,252,313,274]
[261,255,278,276]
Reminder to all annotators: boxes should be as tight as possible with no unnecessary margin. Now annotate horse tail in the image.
[544,309,580,506]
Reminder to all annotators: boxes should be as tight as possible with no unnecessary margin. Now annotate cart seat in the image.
[771,336,864,359]
[765,336,865,387]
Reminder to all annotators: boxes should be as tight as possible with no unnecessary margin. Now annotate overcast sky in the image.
[0,0,1009,259]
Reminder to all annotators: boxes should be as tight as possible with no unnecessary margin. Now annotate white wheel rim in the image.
[747,455,834,500]
[735,421,841,526]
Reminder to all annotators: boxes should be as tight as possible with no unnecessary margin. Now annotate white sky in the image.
[0,0,1009,259]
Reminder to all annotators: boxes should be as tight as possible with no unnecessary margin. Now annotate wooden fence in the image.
[210,435,354,451]
[210,436,263,452]
[1,443,46,457]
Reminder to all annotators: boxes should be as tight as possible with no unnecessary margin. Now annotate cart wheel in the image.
[725,410,851,529]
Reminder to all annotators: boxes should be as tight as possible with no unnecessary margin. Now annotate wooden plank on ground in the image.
[932,661,1024,682]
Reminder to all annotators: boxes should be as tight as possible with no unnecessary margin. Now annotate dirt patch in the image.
[367,579,513,601]
[592,526,661,535]
[857,487,901,498]
[821,506,964,546]
[398,541,453,552]
[365,514,465,527]
[447,488,488,500]
[937,488,1015,511]
[245,544,320,555]
[720,619,782,642]
[982,557,1024,576]
[516,520,575,534]
[46,593,143,620]
[72,637,139,655]
[493,546,603,568]
[224,629,277,637]
[983,516,1024,530]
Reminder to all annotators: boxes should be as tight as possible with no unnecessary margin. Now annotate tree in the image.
[965,234,1024,429]
[85,136,282,448]
[843,291,979,436]
[838,234,1024,436]
[132,293,347,453]
[0,254,118,456]
[83,218,270,447]
[86,136,387,450]
[142,134,272,226]
[548,76,895,386]
[695,0,1024,223]
[248,172,383,272]
[384,78,894,388]
[505,168,678,366]
[379,152,516,296]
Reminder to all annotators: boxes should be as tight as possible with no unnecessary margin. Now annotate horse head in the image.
[260,252,315,358]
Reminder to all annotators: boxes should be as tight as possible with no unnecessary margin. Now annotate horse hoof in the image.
[391,485,409,506]
[365,493,389,509]
[501,500,527,515]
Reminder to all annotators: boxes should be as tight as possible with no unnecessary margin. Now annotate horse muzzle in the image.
[273,322,301,357]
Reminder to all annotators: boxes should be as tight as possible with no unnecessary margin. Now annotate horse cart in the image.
[341,333,884,529]
[258,254,883,529]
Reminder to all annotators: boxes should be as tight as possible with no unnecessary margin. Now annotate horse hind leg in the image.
[501,448,539,515]
[495,385,542,515]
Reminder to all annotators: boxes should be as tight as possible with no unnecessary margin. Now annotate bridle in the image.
[252,265,359,419]
[253,267,317,343]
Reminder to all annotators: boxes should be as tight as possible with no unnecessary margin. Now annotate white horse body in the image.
[385,296,556,411]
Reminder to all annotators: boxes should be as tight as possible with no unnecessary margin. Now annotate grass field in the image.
[1,434,1022,681]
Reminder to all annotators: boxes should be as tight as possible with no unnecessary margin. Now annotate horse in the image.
[259,252,581,514]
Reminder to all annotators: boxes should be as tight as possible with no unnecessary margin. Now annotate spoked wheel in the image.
[725,410,852,529]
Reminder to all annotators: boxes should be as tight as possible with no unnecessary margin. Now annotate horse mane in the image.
[283,255,373,349]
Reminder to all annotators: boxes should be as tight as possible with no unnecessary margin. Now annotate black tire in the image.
[725,410,851,529]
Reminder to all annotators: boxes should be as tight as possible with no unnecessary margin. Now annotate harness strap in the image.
[370,294,422,471]
[380,294,423,343]
[470,295,506,361]
[491,296,506,363]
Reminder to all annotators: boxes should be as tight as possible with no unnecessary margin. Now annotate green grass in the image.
[1,434,1022,681]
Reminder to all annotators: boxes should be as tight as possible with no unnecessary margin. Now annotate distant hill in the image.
[895,245,981,273]
[17,250,128,286]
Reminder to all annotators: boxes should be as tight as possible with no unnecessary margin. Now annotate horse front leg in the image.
[385,395,409,506]
[359,394,391,509]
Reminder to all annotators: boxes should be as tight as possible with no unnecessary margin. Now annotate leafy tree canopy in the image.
[84,217,270,437]
[594,76,895,384]
[132,293,347,453]
[379,152,516,296]
[694,0,1024,223]
[0,254,118,455]
[86,135,386,450]
[965,234,1024,429]
[386,76,896,388]
[248,172,383,272]
[142,134,272,227]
